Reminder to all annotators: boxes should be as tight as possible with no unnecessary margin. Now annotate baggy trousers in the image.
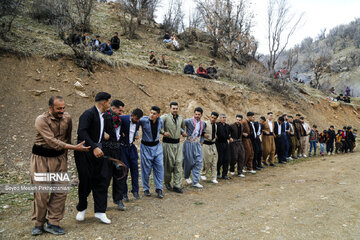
[229,141,245,174]
[262,135,275,164]
[183,140,203,185]
[140,143,164,191]
[201,143,218,180]
[163,142,183,188]
[121,144,139,195]
[243,138,254,170]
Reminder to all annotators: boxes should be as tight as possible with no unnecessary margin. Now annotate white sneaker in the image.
[200,176,207,181]
[288,157,293,161]
[242,169,247,173]
[303,154,307,158]
[94,213,111,224]
[238,174,245,178]
[211,179,218,184]
[332,152,335,155]
[230,172,235,176]
[249,170,256,174]
[185,178,192,184]
[192,183,203,188]
[328,152,331,156]
[76,210,86,221]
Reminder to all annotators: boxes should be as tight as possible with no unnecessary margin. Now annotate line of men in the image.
[29,92,356,236]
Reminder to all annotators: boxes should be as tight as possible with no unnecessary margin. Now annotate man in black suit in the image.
[274,116,286,164]
[252,117,264,170]
[216,114,231,180]
[74,92,113,224]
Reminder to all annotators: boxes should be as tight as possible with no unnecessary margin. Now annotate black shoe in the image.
[132,192,140,199]
[165,183,173,191]
[144,190,151,197]
[222,176,231,180]
[254,167,261,170]
[279,161,286,164]
[270,163,276,167]
[32,226,44,236]
[217,175,221,179]
[156,189,164,199]
[123,195,129,202]
[117,200,125,211]
[44,222,65,235]
[260,165,265,168]
[173,187,183,194]
[263,162,269,166]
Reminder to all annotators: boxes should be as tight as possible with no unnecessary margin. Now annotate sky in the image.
[155,0,360,54]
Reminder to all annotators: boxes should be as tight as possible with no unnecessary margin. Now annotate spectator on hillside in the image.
[100,40,113,56]
[293,72,298,81]
[274,70,280,79]
[336,94,344,102]
[148,51,157,65]
[345,86,351,96]
[344,95,351,103]
[163,32,172,43]
[206,65,218,79]
[92,35,101,51]
[159,54,169,69]
[81,32,91,47]
[197,63,208,78]
[330,87,336,94]
[110,32,120,50]
[171,36,180,50]
[184,61,195,74]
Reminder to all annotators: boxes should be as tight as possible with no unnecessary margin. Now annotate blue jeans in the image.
[320,143,325,154]
[309,141,317,155]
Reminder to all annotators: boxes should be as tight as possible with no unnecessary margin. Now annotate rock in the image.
[36,69,41,74]
[34,77,41,81]
[75,90,88,98]
[74,81,85,91]
[330,101,340,109]
[63,79,69,83]
[29,90,46,96]
[49,87,60,92]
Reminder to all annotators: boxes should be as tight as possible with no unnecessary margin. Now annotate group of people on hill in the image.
[274,68,288,79]
[162,32,180,51]
[184,60,218,79]
[29,92,358,236]
[67,32,121,56]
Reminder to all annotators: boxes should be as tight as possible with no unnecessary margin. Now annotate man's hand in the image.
[164,132,171,137]
[264,131,270,135]
[204,133,210,139]
[103,132,110,141]
[243,133,248,137]
[134,135,139,140]
[93,147,104,158]
[73,141,91,152]
[229,138,234,143]
[182,132,187,138]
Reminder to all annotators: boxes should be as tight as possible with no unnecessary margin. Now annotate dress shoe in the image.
[123,195,129,202]
[117,200,125,211]
[165,183,173,191]
[144,190,151,197]
[173,187,183,194]
[263,162,269,166]
[217,175,221,179]
[279,161,286,164]
[254,167,261,170]
[200,175,207,180]
[76,209,86,221]
[44,222,65,235]
[156,189,164,198]
[32,226,44,236]
[222,176,231,180]
[94,213,111,224]
[260,165,265,168]
[248,170,256,174]
[185,178,192,184]
[270,163,276,167]
[211,179,218,184]
[132,192,140,199]
[192,183,203,188]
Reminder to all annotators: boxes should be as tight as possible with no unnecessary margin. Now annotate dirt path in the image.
[1,152,360,240]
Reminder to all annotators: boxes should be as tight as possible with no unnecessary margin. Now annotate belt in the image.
[120,142,134,148]
[162,137,180,144]
[141,140,160,146]
[102,141,121,150]
[186,136,200,143]
[32,144,65,158]
[232,139,242,142]
[203,140,215,145]
[263,133,273,136]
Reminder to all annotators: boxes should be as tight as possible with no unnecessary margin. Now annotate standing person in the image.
[201,112,219,183]
[252,117,264,170]
[102,100,127,211]
[274,116,286,164]
[309,125,319,157]
[303,119,312,157]
[341,126,348,153]
[110,32,120,50]
[160,102,187,194]
[299,117,309,157]
[281,114,291,161]
[288,116,297,159]
[326,125,336,155]
[262,112,276,166]
[335,130,343,154]
[229,115,246,177]
[139,106,164,198]
[30,96,90,236]
[242,112,256,173]
[119,108,143,200]
[216,114,231,179]
[293,114,304,158]
[75,92,113,224]
[318,130,328,156]
[183,107,207,188]
[346,126,355,153]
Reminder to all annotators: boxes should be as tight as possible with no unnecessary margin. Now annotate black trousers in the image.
[287,135,293,157]
[252,138,262,168]
[275,136,285,162]
[216,142,230,177]
[75,151,112,213]
[326,141,334,153]
[341,141,348,153]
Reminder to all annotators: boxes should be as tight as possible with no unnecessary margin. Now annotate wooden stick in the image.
[126,77,152,97]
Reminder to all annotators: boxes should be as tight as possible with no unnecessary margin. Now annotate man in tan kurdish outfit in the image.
[30,96,89,236]
[262,112,276,166]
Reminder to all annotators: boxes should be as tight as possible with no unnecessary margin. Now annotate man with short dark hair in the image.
[229,115,245,177]
[309,124,318,157]
[274,116,286,164]
[110,32,120,50]
[160,102,187,193]
[75,92,113,224]
[139,106,165,198]
[216,114,231,179]
[149,51,157,65]
[183,107,207,188]
[184,60,195,74]
[100,40,113,56]
[326,125,336,155]
[242,112,256,173]
[251,116,263,170]
[30,96,90,236]
[262,112,276,166]
[206,65,218,79]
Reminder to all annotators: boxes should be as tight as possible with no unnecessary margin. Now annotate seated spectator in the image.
[336,94,344,102]
[148,51,157,65]
[110,32,120,50]
[81,32,91,47]
[163,32,172,43]
[197,63,208,78]
[206,65,218,79]
[159,54,169,69]
[344,96,351,103]
[92,35,101,51]
[184,60,195,74]
[172,36,180,50]
[274,71,280,79]
[330,87,335,94]
[100,40,113,56]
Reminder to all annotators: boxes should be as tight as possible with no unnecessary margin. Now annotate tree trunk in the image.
[229,56,234,81]
[211,38,219,57]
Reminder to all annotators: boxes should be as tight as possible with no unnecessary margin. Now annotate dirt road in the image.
[1,152,360,240]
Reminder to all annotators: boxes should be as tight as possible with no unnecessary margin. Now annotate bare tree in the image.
[162,0,185,33]
[0,0,24,40]
[283,45,299,75]
[188,8,203,30]
[266,0,304,76]
[305,56,330,89]
[74,0,93,32]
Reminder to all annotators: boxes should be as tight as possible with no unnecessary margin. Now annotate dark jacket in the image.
[229,123,243,141]
[327,129,336,143]
[120,115,140,145]
[206,67,217,74]
[110,36,120,50]
[216,122,230,143]
[184,64,195,74]
[77,106,103,150]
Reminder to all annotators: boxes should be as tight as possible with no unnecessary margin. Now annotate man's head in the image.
[313,124,317,129]
[300,116,304,123]
[149,106,160,121]
[288,115,293,123]
[282,114,288,121]
[130,108,143,123]
[95,92,111,113]
[259,116,266,124]
[107,40,111,45]
[267,112,273,121]
[199,63,203,68]
[236,114,243,125]
[330,125,334,130]
[219,114,226,124]
[247,112,255,122]
[278,116,284,124]
[96,35,100,40]
[114,32,118,36]
[150,50,154,55]
[111,100,125,116]
[210,112,219,124]
[194,107,203,121]
[170,102,179,116]
[347,126,352,131]
[48,96,65,119]
[296,113,301,119]
[189,60,193,65]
